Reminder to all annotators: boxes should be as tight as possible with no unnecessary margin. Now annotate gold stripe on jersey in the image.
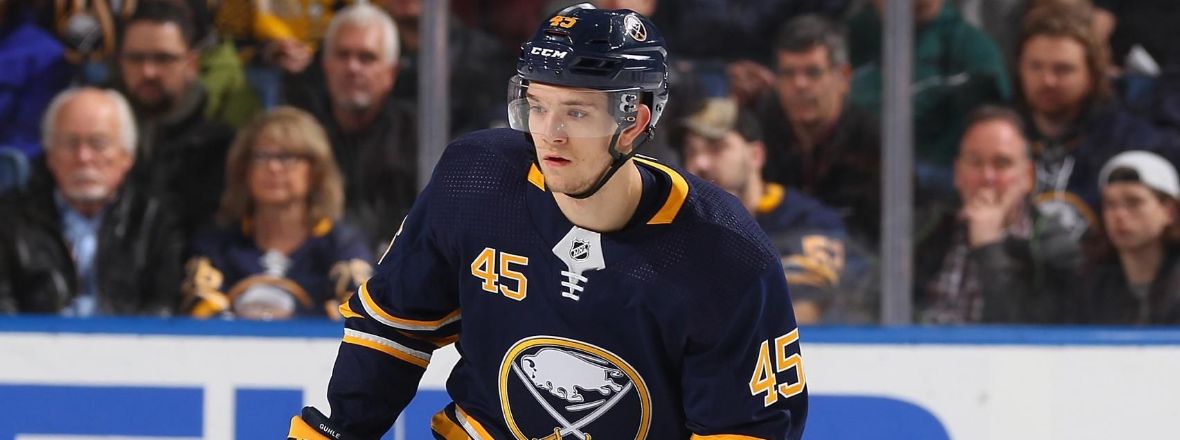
[691,434,765,440]
[397,330,460,348]
[431,409,469,440]
[755,183,785,216]
[528,163,546,190]
[634,157,688,224]
[342,328,431,368]
[338,300,362,319]
[358,282,461,331]
[455,405,493,439]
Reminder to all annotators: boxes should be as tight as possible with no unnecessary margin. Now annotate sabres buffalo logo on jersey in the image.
[499,336,652,440]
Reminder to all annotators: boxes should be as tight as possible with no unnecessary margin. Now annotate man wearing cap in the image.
[915,105,1082,324]
[1079,151,1180,324]
[678,97,858,324]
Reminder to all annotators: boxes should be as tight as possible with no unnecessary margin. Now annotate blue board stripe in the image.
[0,385,203,437]
[1,317,1180,345]
[235,388,303,439]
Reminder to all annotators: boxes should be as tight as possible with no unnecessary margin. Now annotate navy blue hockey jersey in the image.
[329,129,807,439]
[754,183,848,303]
[184,219,372,318]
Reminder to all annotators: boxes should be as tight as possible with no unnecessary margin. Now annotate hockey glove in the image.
[288,406,353,440]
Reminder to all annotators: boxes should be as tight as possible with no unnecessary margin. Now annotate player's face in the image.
[682,131,756,196]
[119,21,198,113]
[954,120,1034,201]
[1020,35,1092,119]
[324,23,396,113]
[1102,182,1176,251]
[775,46,848,127]
[46,92,134,207]
[247,137,313,208]
[526,83,622,194]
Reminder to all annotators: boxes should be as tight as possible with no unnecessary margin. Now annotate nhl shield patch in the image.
[499,336,651,439]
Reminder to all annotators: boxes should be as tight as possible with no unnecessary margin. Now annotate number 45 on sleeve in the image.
[749,329,806,407]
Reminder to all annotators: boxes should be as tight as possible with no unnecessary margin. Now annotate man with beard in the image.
[0,87,182,316]
[117,0,234,244]
[1018,4,1179,240]
[291,3,418,251]
[754,14,881,250]
[680,98,855,324]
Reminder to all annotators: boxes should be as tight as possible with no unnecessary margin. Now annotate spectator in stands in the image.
[677,98,855,324]
[916,106,1081,324]
[194,1,262,129]
[290,3,418,251]
[1078,151,1180,324]
[848,0,1010,195]
[215,0,353,108]
[0,0,72,158]
[117,0,236,245]
[0,87,182,316]
[755,14,881,249]
[378,0,513,135]
[1017,4,1178,241]
[183,107,372,320]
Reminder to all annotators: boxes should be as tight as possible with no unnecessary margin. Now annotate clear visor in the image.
[507,75,640,139]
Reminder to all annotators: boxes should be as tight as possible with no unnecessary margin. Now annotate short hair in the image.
[732,106,764,144]
[1018,4,1112,102]
[773,14,849,67]
[41,87,138,156]
[218,107,345,227]
[324,3,401,67]
[123,0,198,49]
[960,105,1031,158]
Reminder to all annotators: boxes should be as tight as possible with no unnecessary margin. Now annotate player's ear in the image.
[750,140,767,169]
[619,104,653,151]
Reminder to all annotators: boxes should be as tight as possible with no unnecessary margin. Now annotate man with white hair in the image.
[291,3,419,250]
[0,87,183,316]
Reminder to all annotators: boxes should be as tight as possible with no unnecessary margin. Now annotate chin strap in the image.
[562,125,655,200]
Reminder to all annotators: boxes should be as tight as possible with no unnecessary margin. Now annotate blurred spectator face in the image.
[248,137,312,208]
[1020,35,1092,119]
[775,45,849,128]
[1102,183,1176,251]
[381,0,421,24]
[682,131,761,197]
[119,21,198,113]
[954,120,1034,202]
[595,0,657,16]
[46,92,135,208]
[872,0,943,23]
[324,23,396,113]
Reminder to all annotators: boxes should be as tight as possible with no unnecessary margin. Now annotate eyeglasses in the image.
[250,151,310,168]
[776,66,829,81]
[52,135,119,154]
[120,51,186,66]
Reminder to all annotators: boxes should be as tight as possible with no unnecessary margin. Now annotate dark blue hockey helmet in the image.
[509,3,670,132]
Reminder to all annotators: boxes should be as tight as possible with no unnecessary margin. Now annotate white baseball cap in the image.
[1098,150,1180,199]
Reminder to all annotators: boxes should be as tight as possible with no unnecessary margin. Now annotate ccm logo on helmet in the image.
[530,47,568,59]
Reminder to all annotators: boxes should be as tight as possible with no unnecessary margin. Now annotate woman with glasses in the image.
[182,106,372,320]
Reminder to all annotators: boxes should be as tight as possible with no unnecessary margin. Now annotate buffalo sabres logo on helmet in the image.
[624,14,647,42]
[500,336,651,439]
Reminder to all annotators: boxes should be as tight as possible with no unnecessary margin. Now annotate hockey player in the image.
[289,4,808,439]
